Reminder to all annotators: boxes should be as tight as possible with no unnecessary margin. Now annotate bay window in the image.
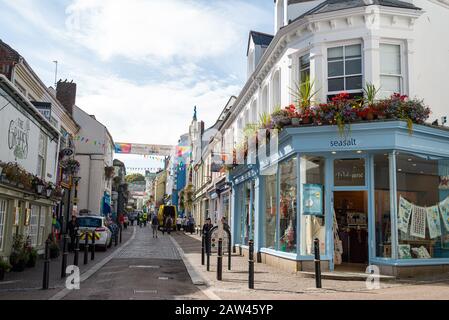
[264,173,277,249]
[299,54,310,84]
[279,157,297,253]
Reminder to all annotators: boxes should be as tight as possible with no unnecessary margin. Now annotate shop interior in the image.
[334,191,369,271]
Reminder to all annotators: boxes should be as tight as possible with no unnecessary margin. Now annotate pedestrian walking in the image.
[176,216,182,232]
[67,215,79,252]
[137,212,142,227]
[202,217,213,255]
[165,216,173,235]
[188,216,195,234]
[151,214,159,238]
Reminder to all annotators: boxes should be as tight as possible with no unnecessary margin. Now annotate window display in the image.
[374,154,391,258]
[264,174,277,249]
[300,156,326,256]
[396,153,449,259]
[279,157,297,253]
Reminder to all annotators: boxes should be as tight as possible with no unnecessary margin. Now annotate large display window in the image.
[300,156,326,256]
[279,157,297,253]
[264,174,277,249]
[396,153,449,259]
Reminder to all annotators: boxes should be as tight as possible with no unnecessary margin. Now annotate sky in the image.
[0,0,274,172]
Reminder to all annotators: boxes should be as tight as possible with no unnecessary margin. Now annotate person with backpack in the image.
[151,214,159,238]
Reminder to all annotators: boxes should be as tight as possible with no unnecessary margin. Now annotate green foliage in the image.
[125,173,146,183]
[363,83,380,105]
[258,112,272,129]
[290,75,319,109]
[0,259,11,272]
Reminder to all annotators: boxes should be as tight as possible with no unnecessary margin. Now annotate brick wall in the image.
[56,80,77,115]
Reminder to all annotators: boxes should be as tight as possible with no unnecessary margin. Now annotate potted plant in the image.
[26,247,38,268]
[9,235,29,272]
[271,107,291,130]
[0,259,11,281]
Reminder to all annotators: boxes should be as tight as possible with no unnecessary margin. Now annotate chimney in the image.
[56,80,77,115]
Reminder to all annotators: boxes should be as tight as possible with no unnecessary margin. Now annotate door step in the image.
[298,271,396,282]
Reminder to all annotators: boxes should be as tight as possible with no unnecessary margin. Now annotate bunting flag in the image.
[426,206,442,239]
[398,196,413,234]
[410,206,427,239]
[439,197,449,232]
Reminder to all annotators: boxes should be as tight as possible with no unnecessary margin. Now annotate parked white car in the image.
[77,216,113,250]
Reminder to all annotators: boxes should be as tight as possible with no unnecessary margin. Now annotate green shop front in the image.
[230,121,449,277]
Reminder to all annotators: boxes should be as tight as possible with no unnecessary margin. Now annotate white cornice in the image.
[428,0,449,9]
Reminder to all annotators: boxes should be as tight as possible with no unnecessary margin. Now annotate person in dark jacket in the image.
[67,215,79,252]
[202,218,213,255]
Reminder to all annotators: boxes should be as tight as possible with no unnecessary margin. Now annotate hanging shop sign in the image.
[303,184,323,216]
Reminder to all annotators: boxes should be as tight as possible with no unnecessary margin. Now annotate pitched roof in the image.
[247,31,274,56]
[299,0,420,18]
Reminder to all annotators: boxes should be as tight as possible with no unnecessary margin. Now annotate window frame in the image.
[379,40,406,97]
[326,42,364,97]
[0,198,7,250]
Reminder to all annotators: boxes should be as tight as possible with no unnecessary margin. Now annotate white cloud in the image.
[65,0,241,61]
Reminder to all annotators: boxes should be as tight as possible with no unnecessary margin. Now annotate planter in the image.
[0,269,4,281]
[11,259,27,272]
[366,112,375,121]
[291,118,300,126]
[301,117,311,125]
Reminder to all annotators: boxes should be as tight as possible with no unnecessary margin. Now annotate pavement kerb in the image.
[169,235,222,301]
[48,226,137,300]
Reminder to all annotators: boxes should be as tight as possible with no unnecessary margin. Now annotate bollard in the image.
[314,238,322,289]
[42,239,51,290]
[115,229,118,247]
[217,238,223,281]
[84,231,89,265]
[248,240,254,289]
[91,231,96,261]
[239,245,242,256]
[74,231,80,266]
[120,225,122,243]
[61,234,69,278]
[201,233,205,266]
[228,242,232,271]
[233,245,236,254]
[206,233,210,272]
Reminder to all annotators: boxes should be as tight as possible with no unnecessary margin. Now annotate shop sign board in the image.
[303,184,323,216]
[115,142,174,156]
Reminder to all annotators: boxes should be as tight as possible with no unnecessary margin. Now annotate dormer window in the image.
[327,44,363,99]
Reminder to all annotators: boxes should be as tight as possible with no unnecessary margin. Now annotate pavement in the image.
[0,226,133,300]
[170,232,449,300]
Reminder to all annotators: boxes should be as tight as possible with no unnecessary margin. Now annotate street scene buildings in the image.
[1,0,449,302]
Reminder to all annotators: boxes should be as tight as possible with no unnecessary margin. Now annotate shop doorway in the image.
[333,191,369,272]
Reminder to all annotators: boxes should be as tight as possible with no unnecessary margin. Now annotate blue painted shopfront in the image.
[230,121,449,272]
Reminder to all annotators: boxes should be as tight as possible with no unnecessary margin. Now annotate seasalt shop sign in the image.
[330,138,358,148]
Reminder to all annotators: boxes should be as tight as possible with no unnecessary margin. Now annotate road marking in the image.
[158,277,169,280]
[129,265,160,269]
[49,226,137,300]
[134,290,158,294]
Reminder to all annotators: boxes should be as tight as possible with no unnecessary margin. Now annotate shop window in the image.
[279,157,297,253]
[29,205,40,247]
[264,173,277,249]
[0,198,7,250]
[380,44,402,98]
[396,153,449,259]
[222,194,230,223]
[327,44,363,98]
[300,156,326,256]
[334,158,366,187]
[240,181,255,246]
[374,154,391,258]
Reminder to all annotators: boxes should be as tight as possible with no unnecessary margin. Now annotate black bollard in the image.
[42,239,50,290]
[74,231,80,266]
[217,238,223,281]
[84,232,89,265]
[61,234,69,278]
[120,225,122,243]
[201,233,205,266]
[314,238,322,289]
[206,233,210,272]
[228,241,232,271]
[115,230,118,246]
[239,245,242,256]
[91,231,96,261]
[248,240,254,289]
[233,245,236,254]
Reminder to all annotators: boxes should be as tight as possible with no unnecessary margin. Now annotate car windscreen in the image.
[78,217,102,228]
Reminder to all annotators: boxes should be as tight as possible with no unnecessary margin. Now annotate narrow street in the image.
[60,226,207,300]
